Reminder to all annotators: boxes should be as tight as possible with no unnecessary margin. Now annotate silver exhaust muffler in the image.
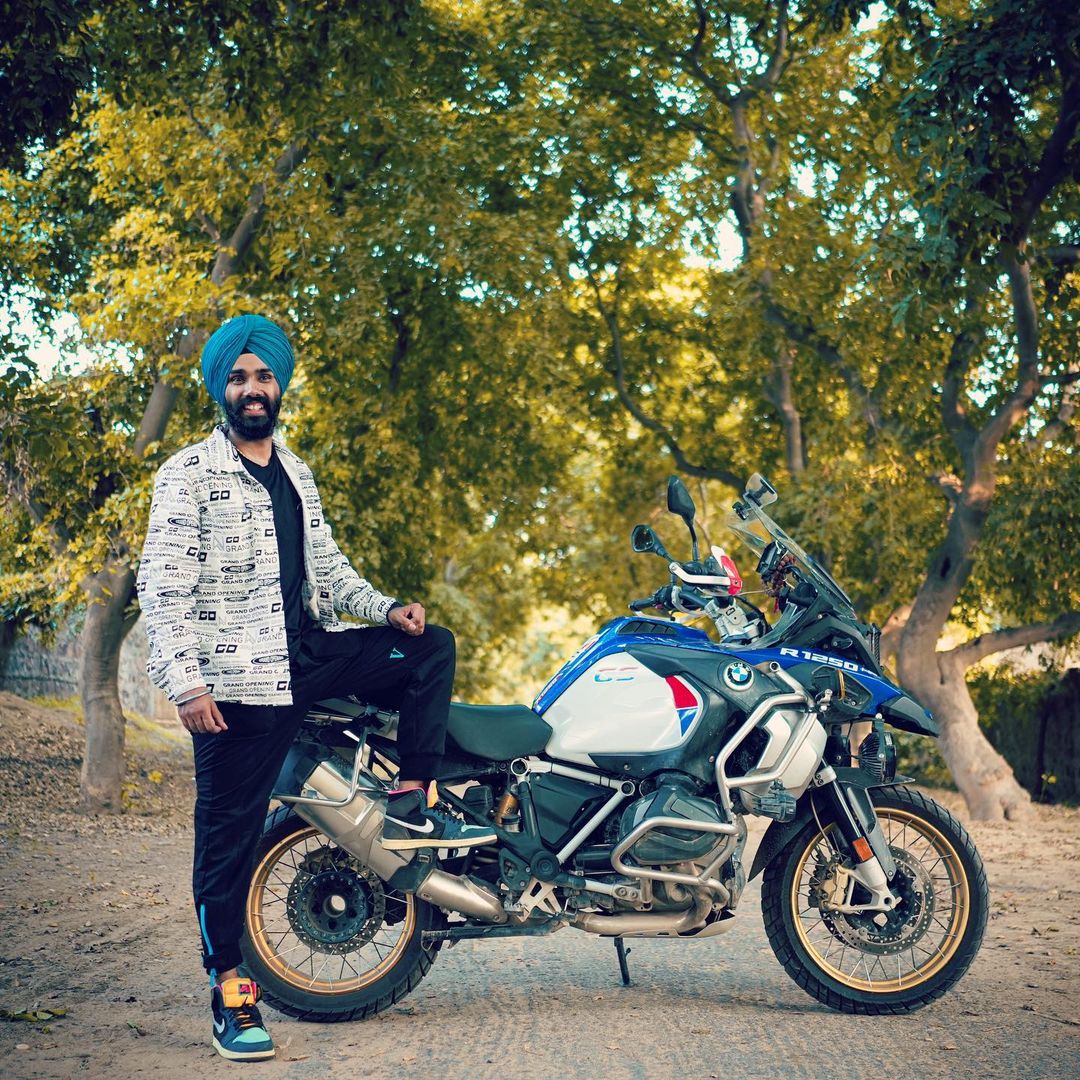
[571,894,713,937]
[282,756,507,924]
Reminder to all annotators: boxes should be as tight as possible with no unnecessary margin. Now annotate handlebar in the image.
[628,584,712,614]
[628,585,677,613]
[675,584,710,610]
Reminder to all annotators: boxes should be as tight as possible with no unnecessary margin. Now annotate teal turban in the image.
[200,314,295,407]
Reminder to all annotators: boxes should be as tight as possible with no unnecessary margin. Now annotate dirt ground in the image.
[0,691,1077,1079]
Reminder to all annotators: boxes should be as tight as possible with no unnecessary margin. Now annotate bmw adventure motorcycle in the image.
[242,473,988,1018]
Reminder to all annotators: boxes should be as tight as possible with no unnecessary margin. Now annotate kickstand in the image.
[614,937,631,986]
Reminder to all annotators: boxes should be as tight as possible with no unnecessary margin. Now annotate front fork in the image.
[812,765,899,913]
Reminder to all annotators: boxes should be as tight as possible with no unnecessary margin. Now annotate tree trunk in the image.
[69,140,307,813]
[78,561,138,814]
[898,639,1032,822]
[770,344,805,477]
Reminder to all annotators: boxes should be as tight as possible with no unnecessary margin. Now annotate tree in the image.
[1,0,581,809]
[888,0,1080,818]
[3,0,1076,821]
[0,1,99,168]
[519,0,1080,817]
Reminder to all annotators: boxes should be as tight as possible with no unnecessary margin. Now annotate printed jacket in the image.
[136,426,398,705]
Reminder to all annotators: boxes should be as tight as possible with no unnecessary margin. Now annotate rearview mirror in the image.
[631,524,669,558]
[666,475,696,524]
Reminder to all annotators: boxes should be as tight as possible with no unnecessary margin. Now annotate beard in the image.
[225,392,281,439]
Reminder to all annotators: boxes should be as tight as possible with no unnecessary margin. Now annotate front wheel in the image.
[761,786,988,1014]
[240,807,444,1022]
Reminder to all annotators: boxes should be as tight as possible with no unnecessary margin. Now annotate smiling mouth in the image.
[243,401,267,412]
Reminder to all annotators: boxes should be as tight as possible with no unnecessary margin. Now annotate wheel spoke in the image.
[247,824,419,995]
[784,804,975,996]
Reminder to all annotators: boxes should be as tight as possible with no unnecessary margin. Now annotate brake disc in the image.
[818,848,935,956]
[285,847,388,954]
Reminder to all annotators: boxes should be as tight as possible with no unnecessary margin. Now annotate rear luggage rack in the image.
[304,698,398,727]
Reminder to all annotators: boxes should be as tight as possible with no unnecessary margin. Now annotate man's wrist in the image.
[386,601,403,624]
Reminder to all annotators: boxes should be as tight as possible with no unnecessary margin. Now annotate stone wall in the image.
[982,667,1080,804]
[0,616,176,723]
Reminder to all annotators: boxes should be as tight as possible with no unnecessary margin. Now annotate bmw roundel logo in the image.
[723,661,754,691]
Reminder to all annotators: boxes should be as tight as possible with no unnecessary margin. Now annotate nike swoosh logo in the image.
[214,1017,226,1034]
[384,814,435,833]
[389,648,405,659]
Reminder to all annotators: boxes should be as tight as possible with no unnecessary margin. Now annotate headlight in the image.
[858,725,896,783]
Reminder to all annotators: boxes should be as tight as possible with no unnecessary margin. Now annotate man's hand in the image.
[389,602,426,636]
[177,688,228,734]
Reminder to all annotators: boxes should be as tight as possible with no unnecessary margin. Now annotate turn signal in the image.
[852,837,873,862]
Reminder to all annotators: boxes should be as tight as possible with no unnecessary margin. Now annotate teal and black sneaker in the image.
[380,789,497,850]
[211,977,275,1061]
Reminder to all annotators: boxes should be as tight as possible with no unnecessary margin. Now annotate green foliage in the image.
[0,1,98,168]
[897,1,1080,264]
[1,0,1077,714]
[894,730,955,791]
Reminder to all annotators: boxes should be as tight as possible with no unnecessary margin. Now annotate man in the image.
[137,313,494,1062]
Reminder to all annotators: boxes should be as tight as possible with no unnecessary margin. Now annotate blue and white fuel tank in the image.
[533,618,717,767]
[532,616,909,774]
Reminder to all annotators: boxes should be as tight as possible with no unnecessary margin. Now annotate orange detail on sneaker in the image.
[219,977,259,1009]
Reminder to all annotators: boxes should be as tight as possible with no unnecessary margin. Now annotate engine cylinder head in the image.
[618,783,729,864]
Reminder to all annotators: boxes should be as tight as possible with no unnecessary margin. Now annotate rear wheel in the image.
[761,786,987,1014]
[240,807,444,1021]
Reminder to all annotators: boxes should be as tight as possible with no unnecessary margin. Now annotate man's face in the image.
[223,353,282,439]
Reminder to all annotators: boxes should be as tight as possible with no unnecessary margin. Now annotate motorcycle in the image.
[241,472,988,1019]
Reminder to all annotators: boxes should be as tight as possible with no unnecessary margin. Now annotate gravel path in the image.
[0,693,1077,1079]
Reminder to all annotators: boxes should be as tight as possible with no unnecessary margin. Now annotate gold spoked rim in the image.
[790,808,970,993]
[247,825,416,994]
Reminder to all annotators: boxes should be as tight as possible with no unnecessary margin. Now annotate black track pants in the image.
[191,624,455,976]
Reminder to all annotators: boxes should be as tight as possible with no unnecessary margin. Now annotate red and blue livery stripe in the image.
[665,675,702,736]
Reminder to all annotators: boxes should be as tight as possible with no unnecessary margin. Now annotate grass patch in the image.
[30,695,189,754]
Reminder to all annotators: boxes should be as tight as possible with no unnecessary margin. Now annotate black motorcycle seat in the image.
[446,703,552,761]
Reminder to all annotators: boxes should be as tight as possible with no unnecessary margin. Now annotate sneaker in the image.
[380,789,497,850]
[211,977,275,1061]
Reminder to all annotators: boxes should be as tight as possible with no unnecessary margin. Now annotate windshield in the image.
[725,476,857,618]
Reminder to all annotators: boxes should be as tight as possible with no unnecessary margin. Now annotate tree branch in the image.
[878,602,913,666]
[941,294,986,463]
[683,1,732,106]
[948,612,1080,668]
[211,140,307,285]
[1011,59,1080,243]
[755,0,789,92]
[1031,364,1080,446]
[132,330,204,458]
[762,343,804,475]
[134,138,308,459]
[572,221,742,489]
[195,208,222,245]
[975,249,1043,461]
[1040,244,1080,265]
[761,296,881,436]
[0,460,70,555]
[930,471,963,507]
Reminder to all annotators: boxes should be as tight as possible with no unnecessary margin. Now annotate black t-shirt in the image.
[241,447,312,656]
